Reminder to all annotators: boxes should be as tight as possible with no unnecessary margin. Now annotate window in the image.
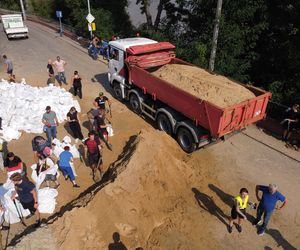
[109,47,119,61]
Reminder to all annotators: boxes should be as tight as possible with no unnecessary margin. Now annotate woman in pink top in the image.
[53,56,67,86]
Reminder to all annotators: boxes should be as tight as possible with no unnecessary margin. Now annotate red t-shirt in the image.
[85,138,100,154]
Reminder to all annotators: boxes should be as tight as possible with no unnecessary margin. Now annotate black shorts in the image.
[231,206,246,219]
[283,121,298,131]
[7,69,13,74]
[21,200,37,215]
[88,152,101,166]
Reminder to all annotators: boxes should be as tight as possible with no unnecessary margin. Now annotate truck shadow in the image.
[192,187,228,226]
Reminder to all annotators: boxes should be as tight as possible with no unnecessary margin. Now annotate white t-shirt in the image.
[53,60,66,72]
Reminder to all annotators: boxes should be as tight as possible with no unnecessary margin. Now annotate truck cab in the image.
[108,38,158,97]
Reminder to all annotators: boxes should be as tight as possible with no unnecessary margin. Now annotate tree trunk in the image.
[209,0,223,72]
[143,0,153,28]
[154,0,165,29]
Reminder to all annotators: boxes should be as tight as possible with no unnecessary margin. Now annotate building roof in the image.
[109,37,157,51]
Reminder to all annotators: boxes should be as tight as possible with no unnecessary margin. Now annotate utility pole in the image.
[209,0,223,72]
[20,0,26,21]
[87,0,93,38]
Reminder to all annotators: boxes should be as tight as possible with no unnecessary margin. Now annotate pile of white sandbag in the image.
[0,80,81,141]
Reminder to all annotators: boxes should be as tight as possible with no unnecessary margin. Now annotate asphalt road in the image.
[0,20,109,109]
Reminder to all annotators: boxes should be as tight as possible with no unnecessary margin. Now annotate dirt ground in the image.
[1,22,300,250]
[152,64,255,108]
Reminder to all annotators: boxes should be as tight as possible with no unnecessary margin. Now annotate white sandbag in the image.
[52,138,80,159]
[0,181,31,224]
[31,162,60,190]
[107,124,114,137]
[37,187,58,214]
[0,80,81,142]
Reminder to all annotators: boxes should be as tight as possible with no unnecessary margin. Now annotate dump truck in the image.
[1,14,28,39]
[107,38,271,153]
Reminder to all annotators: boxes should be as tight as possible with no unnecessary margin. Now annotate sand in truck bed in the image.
[152,64,256,108]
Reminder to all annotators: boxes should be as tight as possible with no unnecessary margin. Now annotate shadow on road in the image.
[208,184,256,223]
[93,73,112,96]
[192,187,228,226]
[266,228,297,250]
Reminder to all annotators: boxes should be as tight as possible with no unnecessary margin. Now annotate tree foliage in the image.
[138,0,300,104]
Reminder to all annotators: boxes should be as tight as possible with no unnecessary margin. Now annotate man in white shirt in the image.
[52,56,67,86]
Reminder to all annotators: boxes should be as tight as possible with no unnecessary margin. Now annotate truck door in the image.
[108,47,125,83]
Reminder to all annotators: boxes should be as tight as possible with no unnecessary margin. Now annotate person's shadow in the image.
[266,229,297,250]
[208,184,256,223]
[108,232,128,250]
[192,187,228,226]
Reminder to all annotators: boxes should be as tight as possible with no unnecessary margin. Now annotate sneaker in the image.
[258,229,265,236]
[236,224,242,233]
[65,175,69,181]
[34,220,41,228]
[73,184,80,188]
[227,225,233,233]
[75,138,79,143]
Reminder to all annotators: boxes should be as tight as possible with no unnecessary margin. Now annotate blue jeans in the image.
[58,71,66,84]
[256,204,273,232]
[45,126,57,143]
[60,165,75,181]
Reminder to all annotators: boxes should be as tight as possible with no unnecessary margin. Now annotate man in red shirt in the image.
[84,131,103,181]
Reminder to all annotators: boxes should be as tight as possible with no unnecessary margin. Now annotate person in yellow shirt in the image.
[228,188,250,233]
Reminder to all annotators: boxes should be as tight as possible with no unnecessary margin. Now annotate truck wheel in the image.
[113,83,122,101]
[129,93,142,114]
[157,113,172,135]
[176,127,197,153]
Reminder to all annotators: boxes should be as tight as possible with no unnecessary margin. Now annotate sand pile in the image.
[50,129,221,250]
[152,64,255,108]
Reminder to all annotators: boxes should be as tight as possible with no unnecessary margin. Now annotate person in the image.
[282,104,300,142]
[71,71,82,99]
[84,131,103,180]
[37,155,60,189]
[3,152,23,176]
[31,135,51,163]
[52,56,67,85]
[94,111,109,141]
[67,107,84,142]
[58,146,79,188]
[227,188,251,233]
[42,106,59,144]
[253,184,287,236]
[93,92,112,118]
[2,55,15,82]
[10,172,41,227]
[47,59,55,85]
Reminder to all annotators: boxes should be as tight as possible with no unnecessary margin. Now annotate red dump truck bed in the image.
[127,57,271,138]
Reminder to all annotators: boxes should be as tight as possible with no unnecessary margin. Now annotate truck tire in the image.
[113,83,122,101]
[129,93,142,114]
[157,113,172,135]
[176,127,197,153]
